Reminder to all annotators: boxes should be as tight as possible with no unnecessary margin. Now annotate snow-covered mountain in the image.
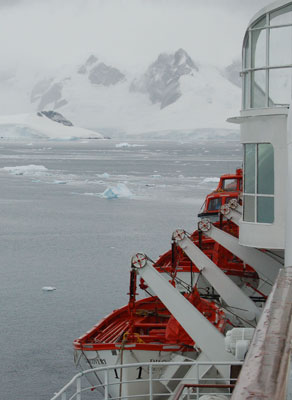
[0,49,241,137]
[0,111,103,140]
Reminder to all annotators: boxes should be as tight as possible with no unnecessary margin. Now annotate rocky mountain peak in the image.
[78,55,125,86]
[78,54,98,74]
[37,110,73,126]
[130,48,198,109]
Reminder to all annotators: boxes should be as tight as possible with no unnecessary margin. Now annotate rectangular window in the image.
[251,70,266,108]
[243,143,274,224]
[257,197,274,223]
[208,197,222,211]
[222,179,237,192]
[257,143,274,194]
[251,28,266,68]
[269,68,292,106]
[244,144,256,193]
[243,195,255,222]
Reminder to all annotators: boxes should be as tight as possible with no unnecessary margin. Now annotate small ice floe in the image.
[100,183,133,199]
[42,286,56,292]
[201,177,220,184]
[97,172,110,178]
[115,142,145,148]
[53,180,67,184]
[3,164,48,176]
[151,174,161,179]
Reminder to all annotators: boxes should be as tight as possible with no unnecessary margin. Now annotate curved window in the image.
[243,143,274,223]
[243,4,292,109]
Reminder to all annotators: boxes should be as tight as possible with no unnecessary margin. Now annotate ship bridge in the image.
[230,0,292,250]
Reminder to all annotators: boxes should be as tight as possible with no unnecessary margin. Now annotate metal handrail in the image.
[173,384,236,400]
[51,360,243,400]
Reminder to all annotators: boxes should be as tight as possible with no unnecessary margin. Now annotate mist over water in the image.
[0,138,241,399]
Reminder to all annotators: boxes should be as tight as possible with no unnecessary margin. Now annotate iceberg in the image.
[101,183,133,199]
[3,164,48,176]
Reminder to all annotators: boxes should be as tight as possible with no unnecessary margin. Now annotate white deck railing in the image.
[50,360,243,400]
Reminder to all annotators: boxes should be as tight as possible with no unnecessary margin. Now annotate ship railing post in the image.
[149,364,153,400]
[196,364,199,399]
[187,386,190,400]
[104,369,109,400]
[76,377,81,400]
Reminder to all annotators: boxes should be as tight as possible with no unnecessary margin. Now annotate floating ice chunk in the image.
[97,172,110,178]
[101,183,133,199]
[3,164,48,176]
[42,286,56,291]
[53,180,67,184]
[151,174,161,178]
[115,142,145,148]
[201,177,220,183]
[116,142,130,148]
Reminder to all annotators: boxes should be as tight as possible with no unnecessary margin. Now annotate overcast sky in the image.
[0,0,273,75]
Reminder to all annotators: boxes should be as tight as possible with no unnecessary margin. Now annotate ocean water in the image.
[0,138,242,399]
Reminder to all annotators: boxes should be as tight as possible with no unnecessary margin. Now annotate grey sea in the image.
[0,138,242,399]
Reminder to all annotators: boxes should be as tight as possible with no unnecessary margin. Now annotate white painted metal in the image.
[285,105,292,267]
[174,233,260,322]
[225,208,241,226]
[51,361,243,400]
[205,225,282,282]
[238,113,287,250]
[131,255,235,368]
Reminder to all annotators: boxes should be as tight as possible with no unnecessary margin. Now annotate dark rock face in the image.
[78,54,125,86]
[32,81,68,110]
[224,60,241,88]
[37,110,73,126]
[130,48,198,109]
[78,55,98,74]
[88,63,125,86]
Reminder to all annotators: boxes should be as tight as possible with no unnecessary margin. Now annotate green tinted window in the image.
[244,144,256,193]
[257,143,274,194]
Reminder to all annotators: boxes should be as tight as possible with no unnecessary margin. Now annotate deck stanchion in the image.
[149,364,153,400]
[76,377,81,400]
[104,369,109,400]
[187,386,190,400]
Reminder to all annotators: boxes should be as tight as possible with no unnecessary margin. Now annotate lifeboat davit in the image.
[73,168,263,398]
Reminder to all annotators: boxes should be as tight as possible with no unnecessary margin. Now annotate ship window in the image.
[257,143,274,194]
[242,4,292,109]
[208,198,222,211]
[270,4,292,25]
[243,143,274,223]
[244,144,256,194]
[251,70,266,108]
[257,197,274,223]
[222,179,237,191]
[243,195,255,222]
[270,26,292,66]
[269,68,292,106]
[251,28,266,68]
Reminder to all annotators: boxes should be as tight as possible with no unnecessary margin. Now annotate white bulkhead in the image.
[229,0,292,250]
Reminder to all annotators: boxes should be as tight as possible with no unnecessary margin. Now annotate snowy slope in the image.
[0,112,104,140]
[0,50,241,137]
